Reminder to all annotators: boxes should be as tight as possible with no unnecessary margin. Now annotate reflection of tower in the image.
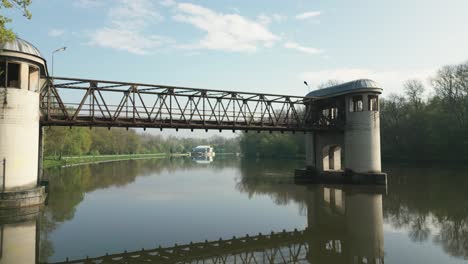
[0,206,41,263]
[305,186,384,263]
[346,192,384,263]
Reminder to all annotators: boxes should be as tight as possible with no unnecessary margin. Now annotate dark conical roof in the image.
[0,37,43,58]
[306,79,382,98]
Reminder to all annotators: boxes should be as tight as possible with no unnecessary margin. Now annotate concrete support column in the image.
[344,94,382,173]
[0,87,40,191]
[0,58,47,207]
[37,126,44,185]
[305,132,315,167]
[19,62,29,90]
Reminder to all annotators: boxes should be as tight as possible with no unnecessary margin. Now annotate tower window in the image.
[7,62,21,88]
[368,95,379,111]
[28,66,39,91]
[349,95,363,112]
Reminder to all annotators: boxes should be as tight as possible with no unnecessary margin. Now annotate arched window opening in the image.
[349,95,363,112]
[368,95,379,111]
[7,62,21,88]
[322,145,342,171]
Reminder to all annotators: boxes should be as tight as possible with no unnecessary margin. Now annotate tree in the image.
[432,63,468,128]
[404,79,425,109]
[0,0,32,43]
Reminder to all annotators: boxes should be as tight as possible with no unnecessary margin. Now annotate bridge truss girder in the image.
[40,77,342,132]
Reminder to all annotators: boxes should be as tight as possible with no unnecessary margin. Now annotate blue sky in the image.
[7,0,468,97]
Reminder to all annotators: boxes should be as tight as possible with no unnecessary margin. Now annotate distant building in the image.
[191,145,215,157]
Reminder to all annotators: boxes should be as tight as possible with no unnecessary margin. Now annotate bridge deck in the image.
[40,77,343,132]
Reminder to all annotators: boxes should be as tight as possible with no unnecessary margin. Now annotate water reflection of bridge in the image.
[55,230,310,263]
[46,185,384,264]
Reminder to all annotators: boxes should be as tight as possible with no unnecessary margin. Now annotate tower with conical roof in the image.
[297,79,386,184]
[0,37,48,207]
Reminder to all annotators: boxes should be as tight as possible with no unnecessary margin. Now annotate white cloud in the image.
[160,0,176,6]
[89,28,168,55]
[173,3,280,52]
[48,29,65,37]
[89,0,168,55]
[74,0,103,8]
[109,0,162,30]
[257,13,286,25]
[284,42,322,54]
[300,68,435,95]
[272,14,286,22]
[295,11,321,20]
[257,14,272,25]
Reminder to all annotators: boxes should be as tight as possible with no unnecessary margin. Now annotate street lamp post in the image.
[51,46,66,77]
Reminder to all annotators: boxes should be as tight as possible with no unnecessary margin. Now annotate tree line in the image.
[381,61,468,161]
[44,127,240,157]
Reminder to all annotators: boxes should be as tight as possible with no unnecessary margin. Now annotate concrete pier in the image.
[0,38,48,207]
[296,80,386,185]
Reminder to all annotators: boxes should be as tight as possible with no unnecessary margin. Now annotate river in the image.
[24,158,468,263]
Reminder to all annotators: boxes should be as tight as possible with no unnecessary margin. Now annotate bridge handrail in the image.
[47,76,315,102]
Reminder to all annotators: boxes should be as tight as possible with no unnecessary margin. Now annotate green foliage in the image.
[44,127,240,157]
[0,0,32,43]
[382,61,468,161]
[239,131,304,158]
[44,127,91,156]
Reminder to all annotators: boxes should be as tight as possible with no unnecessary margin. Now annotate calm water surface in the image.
[32,158,468,263]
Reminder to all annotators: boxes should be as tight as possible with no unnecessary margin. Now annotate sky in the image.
[6,0,468,137]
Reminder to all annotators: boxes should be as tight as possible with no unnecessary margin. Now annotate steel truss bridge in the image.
[50,229,311,264]
[40,77,343,132]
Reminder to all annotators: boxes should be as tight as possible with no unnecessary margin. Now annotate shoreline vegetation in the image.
[43,127,241,169]
[43,152,240,169]
[43,153,171,169]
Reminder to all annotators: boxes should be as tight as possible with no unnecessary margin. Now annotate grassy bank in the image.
[43,153,177,169]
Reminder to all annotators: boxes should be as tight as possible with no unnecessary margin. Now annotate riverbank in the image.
[43,153,189,168]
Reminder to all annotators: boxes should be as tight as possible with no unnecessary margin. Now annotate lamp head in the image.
[53,46,67,53]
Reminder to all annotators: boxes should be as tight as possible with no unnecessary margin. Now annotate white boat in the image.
[191,145,215,157]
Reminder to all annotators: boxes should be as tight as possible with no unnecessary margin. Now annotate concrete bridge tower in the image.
[0,38,47,207]
[297,80,386,185]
